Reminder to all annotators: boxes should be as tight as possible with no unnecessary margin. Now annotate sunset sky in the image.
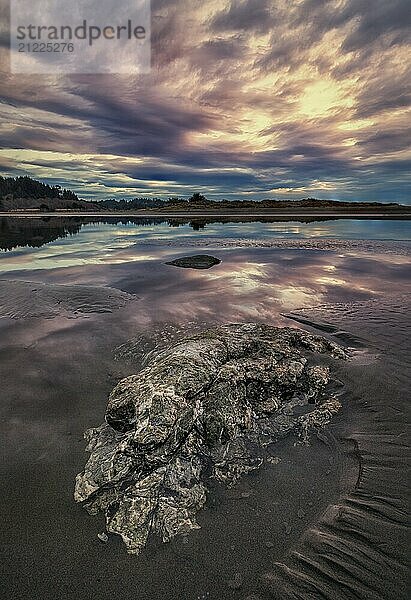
[0,0,410,203]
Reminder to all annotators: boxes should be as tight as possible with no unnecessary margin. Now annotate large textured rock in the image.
[75,324,347,554]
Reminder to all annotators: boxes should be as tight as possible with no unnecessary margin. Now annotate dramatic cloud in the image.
[0,0,410,202]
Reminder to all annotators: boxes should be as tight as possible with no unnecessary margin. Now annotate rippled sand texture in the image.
[260,299,410,600]
[136,237,411,256]
[0,280,136,319]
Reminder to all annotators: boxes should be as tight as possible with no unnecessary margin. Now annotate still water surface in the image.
[0,216,410,273]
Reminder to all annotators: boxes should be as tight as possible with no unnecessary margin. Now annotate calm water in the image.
[0,216,410,273]
[0,217,410,319]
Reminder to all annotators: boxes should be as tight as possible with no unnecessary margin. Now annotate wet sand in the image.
[0,240,410,600]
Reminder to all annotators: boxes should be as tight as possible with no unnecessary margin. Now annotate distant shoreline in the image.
[1,210,411,219]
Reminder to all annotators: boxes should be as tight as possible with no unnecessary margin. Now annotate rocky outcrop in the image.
[75,323,347,555]
[165,254,221,269]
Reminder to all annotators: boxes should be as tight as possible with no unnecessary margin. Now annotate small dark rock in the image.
[228,572,243,589]
[266,456,281,465]
[165,255,221,269]
[283,522,292,534]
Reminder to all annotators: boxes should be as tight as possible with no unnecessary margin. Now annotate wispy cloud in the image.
[0,0,410,202]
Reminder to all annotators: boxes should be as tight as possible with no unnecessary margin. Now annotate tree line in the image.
[0,176,79,202]
[0,176,401,211]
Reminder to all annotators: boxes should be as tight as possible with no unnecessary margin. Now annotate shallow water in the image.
[1,216,410,271]
[0,217,410,600]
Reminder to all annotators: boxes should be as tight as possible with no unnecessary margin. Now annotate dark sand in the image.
[0,242,409,600]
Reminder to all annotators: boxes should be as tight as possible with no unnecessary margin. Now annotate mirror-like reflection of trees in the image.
[0,217,84,251]
[0,216,337,251]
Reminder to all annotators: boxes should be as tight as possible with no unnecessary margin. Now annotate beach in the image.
[0,217,409,600]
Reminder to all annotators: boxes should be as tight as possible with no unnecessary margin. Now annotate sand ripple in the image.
[135,237,411,255]
[256,298,410,599]
[0,279,137,319]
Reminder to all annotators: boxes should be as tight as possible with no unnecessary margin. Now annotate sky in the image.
[0,0,410,203]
